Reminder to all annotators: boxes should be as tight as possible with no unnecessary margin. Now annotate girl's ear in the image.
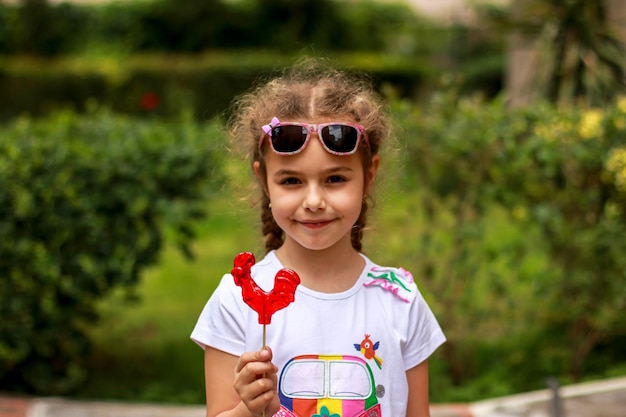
[253,161,269,195]
[253,160,262,179]
[365,154,380,195]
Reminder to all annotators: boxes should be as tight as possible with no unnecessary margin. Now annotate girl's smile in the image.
[298,219,333,229]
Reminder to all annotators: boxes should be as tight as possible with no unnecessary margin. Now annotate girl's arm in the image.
[204,346,280,417]
[406,359,431,417]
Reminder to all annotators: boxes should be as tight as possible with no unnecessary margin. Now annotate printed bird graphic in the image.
[354,334,383,369]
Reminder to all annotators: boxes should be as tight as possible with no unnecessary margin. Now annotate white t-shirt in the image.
[191,251,445,417]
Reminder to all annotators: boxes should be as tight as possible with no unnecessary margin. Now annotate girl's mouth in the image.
[299,220,332,229]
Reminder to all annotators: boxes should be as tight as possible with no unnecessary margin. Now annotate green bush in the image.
[0,108,223,394]
[393,93,626,396]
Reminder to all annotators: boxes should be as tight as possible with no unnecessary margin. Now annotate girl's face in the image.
[255,118,379,253]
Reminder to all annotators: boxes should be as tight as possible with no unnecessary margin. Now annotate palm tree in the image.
[494,0,626,106]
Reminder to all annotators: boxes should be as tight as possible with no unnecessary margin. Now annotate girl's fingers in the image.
[235,348,272,372]
[234,348,275,378]
[235,373,277,416]
[240,375,274,400]
[233,347,279,415]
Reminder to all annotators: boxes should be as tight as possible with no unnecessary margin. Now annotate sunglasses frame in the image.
[260,116,368,156]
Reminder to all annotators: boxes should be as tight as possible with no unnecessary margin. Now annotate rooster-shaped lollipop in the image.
[232,251,300,329]
[232,252,300,417]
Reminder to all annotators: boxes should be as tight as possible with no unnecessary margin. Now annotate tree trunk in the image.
[505,0,541,107]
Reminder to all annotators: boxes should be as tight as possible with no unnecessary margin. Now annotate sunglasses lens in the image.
[321,125,359,153]
[271,125,308,153]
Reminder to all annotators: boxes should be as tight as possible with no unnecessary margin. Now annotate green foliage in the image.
[0,52,434,122]
[78,198,260,404]
[0,0,92,56]
[0,0,430,56]
[0,0,504,120]
[0,108,223,394]
[395,92,626,396]
[2,98,624,401]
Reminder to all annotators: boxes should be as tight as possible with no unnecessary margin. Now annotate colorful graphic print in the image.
[353,334,383,370]
[363,267,413,303]
[277,354,382,417]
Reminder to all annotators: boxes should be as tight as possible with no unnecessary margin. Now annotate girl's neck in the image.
[275,239,364,293]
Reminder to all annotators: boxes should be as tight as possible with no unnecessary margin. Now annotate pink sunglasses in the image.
[260,117,368,155]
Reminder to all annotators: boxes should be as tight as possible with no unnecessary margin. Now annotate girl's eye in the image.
[327,175,346,183]
[280,177,301,185]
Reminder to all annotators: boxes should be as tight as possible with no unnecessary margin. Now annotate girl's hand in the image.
[233,347,280,417]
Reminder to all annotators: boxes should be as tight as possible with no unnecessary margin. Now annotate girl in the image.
[191,60,445,417]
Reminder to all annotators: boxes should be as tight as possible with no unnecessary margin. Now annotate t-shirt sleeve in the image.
[190,273,248,356]
[402,286,446,371]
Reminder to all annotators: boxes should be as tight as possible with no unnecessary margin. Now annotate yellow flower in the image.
[606,147,626,192]
[579,109,603,140]
[533,124,552,141]
[533,118,573,143]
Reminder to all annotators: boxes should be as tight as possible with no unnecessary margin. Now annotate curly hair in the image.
[227,58,390,253]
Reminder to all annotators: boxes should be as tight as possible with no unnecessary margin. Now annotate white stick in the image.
[262,323,267,417]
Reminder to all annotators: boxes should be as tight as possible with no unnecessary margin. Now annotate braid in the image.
[351,198,368,252]
[260,193,284,252]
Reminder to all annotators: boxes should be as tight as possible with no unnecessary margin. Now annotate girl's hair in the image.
[227,58,390,253]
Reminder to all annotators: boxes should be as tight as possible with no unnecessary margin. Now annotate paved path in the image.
[2,376,625,417]
[469,376,626,417]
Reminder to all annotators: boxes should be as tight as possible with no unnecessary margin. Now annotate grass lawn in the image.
[80,197,259,404]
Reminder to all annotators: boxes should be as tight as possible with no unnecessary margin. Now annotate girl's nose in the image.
[302,185,326,211]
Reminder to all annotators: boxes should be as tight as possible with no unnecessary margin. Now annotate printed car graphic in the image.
[276,354,382,417]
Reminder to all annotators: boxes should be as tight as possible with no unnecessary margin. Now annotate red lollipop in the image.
[232,252,300,417]
[232,252,300,325]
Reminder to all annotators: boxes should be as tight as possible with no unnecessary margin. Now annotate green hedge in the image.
[0,52,437,122]
[0,0,505,121]
[0,0,433,55]
[0,108,223,394]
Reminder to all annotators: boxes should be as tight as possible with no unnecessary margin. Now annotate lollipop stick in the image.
[263,324,267,348]
[262,323,267,417]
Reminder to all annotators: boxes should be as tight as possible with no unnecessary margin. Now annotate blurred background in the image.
[1,0,625,406]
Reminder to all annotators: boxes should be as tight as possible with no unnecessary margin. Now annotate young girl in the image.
[191,60,445,417]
